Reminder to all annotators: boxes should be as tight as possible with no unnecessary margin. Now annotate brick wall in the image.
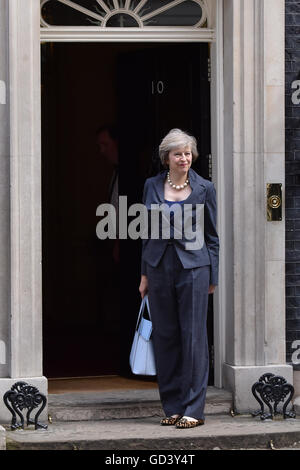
[285,0,300,365]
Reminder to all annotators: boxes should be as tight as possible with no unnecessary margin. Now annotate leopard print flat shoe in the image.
[175,417,205,429]
[160,415,182,426]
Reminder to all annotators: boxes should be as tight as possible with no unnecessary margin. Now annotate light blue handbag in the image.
[129,295,156,376]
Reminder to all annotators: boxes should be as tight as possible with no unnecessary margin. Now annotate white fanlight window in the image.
[41,0,211,29]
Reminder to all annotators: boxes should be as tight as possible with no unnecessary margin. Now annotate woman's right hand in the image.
[139,275,148,298]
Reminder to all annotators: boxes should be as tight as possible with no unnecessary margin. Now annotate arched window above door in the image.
[41,0,211,29]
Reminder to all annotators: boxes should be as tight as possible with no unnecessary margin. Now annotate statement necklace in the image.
[167,171,189,190]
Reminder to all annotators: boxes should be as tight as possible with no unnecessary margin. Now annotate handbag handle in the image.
[145,295,151,320]
[135,295,151,331]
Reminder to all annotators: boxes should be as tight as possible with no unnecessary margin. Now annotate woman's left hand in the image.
[208,284,216,294]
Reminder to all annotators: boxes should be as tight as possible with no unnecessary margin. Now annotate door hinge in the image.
[208,154,212,179]
[208,57,211,82]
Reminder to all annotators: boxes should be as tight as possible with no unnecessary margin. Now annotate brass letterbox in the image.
[267,183,282,221]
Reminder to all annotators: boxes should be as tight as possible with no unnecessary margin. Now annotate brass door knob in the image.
[268,195,281,209]
[267,184,282,221]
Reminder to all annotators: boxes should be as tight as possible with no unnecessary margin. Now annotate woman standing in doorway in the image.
[139,128,219,428]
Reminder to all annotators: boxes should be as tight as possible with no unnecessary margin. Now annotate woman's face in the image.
[166,146,192,174]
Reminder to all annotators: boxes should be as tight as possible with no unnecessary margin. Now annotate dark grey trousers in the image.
[146,242,210,420]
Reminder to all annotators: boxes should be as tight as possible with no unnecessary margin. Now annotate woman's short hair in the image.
[159,128,199,168]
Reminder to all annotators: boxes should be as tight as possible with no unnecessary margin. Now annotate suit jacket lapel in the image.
[157,170,167,204]
[188,168,206,196]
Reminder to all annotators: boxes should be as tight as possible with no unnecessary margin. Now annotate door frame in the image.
[39,1,225,388]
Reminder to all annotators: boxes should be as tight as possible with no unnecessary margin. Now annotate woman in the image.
[139,128,219,429]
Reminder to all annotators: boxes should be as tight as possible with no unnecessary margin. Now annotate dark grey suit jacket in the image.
[140,168,219,285]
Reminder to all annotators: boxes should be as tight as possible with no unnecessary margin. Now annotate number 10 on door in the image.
[152,80,164,95]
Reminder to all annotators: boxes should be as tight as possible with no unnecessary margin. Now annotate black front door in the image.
[117,43,214,383]
[41,42,213,382]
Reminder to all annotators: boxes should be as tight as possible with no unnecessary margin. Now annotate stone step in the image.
[47,386,233,422]
[5,414,300,451]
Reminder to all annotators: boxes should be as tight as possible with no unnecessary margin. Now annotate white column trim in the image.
[211,0,225,388]
[40,26,216,42]
[8,0,43,377]
[222,0,289,412]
